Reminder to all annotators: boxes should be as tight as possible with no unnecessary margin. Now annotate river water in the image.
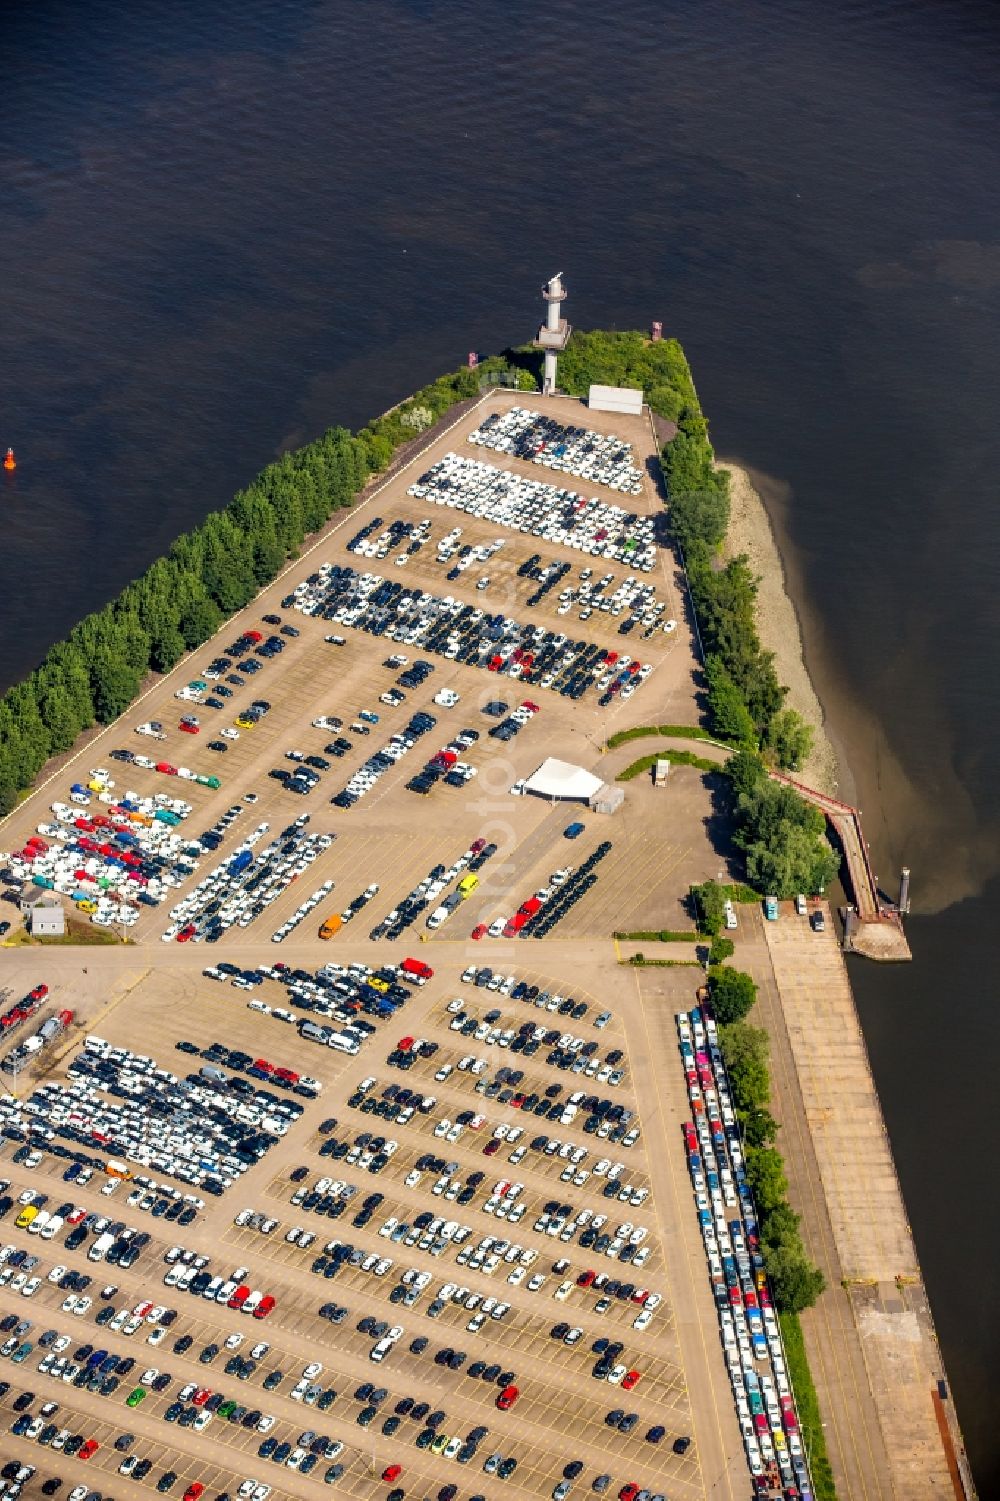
[1,0,998,1486]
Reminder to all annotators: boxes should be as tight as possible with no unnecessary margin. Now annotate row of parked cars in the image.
[285,561,650,704]
[7,1033,303,1197]
[331,708,437,808]
[369,837,498,942]
[409,451,654,566]
[555,571,675,641]
[162,815,331,943]
[677,1006,813,1500]
[468,407,644,495]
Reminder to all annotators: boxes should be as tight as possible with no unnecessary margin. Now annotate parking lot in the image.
[0,392,752,1501]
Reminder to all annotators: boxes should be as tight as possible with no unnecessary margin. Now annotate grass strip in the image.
[614,929,699,942]
[618,749,719,780]
[606,722,731,749]
[778,1311,838,1501]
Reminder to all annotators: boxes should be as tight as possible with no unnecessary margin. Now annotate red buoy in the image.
[3,448,14,471]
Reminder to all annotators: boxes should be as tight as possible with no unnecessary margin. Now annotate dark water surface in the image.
[2,0,998,1485]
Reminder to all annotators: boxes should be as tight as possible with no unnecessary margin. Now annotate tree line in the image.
[0,359,508,816]
[705,963,827,1316]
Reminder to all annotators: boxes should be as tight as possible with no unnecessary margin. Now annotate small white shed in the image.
[588,384,643,416]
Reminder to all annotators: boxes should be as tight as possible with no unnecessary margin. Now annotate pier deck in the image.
[771,773,912,961]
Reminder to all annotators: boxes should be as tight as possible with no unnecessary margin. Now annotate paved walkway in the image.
[752,910,965,1500]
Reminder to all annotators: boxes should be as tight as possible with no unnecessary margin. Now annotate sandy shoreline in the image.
[717,460,841,797]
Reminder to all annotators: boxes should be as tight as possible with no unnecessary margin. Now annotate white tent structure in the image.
[524,757,604,803]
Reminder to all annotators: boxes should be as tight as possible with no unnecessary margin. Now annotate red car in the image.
[381,1466,402,1483]
[254,1294,276,1319]
[576,1270,596,1288]
[228,1284,250,1310]
[179,721,200,735]
[496,1384,519,1410]
[471,924,488,941]
[176,925,196,942]
[397,1036,415,1053]
[29,984,49,1001]
[621,1370,641,1391]
[619,1487,639,1501]
[184,1487,205,1501]
[192,1387,211,1406]
[483,1141,500,1157]
[78,1438,99,1460]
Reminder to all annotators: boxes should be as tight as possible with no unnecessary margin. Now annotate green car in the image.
[126,1385,147,1408]
[217,1400,237,1418]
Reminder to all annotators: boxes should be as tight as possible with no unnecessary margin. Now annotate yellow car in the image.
[367,977,389,994]
[15,1204,38,1230]
[430,1433,450,1456]
[78,900,98,914]
[235,716,255,730]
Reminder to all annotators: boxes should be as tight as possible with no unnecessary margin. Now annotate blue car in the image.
[564,822,585,839]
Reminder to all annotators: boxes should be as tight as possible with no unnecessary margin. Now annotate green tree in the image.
[690,879,726,936]
[745,1145,788,1216]
[743,822,838,900]
[174,574,223,649]
[363,432,394,472]
[705,655,755,743]
[741,650,786,734]
[708,965,758,1024]
[760,1200,802,1248]
[708,935,734,965]
[35,642,95,733]
[231,488,285,584]
[765,707,814,772]
[764,1243,826,1314]
[200,515,257,612]
[36,684,80,753]
[727,745,767,799]
[720,1021,770,1112]
[740,1106,779,1148]
[2,685,51,783]
[90,649,142,724]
